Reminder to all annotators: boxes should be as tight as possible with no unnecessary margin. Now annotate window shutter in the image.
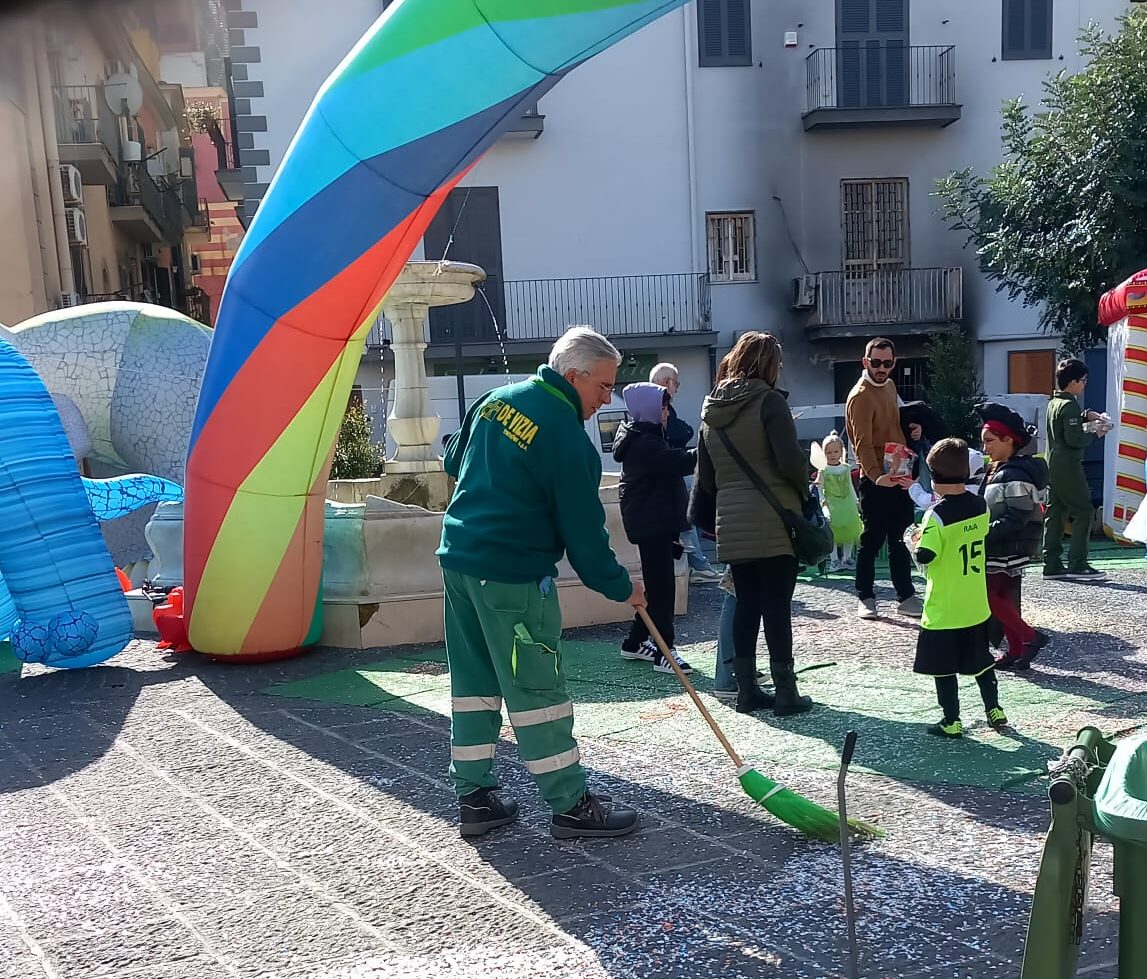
[697,0,751,67]
[839,0,871,35]
[1029,0,1051,55]
[1003,0,1025,54]
[700,0,725,62]
[726,0,749,60]
[874,0,905,33]
[839,42,863,108]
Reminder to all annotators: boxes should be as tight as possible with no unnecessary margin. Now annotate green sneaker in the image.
[986,707,1009,730]
[928,718,963,738]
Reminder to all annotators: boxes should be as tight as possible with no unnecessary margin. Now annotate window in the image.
[1002,0,1052,61]
[841,178,909,270]
[190,253,202,275]
[698,0,752,67]
[706,212,756,283]
[1008,349,1056,394]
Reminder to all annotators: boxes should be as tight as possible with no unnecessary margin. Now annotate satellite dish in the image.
[104,72,143,115]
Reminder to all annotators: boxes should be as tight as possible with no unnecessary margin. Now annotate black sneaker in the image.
[551,791,639,839]
[1042,565,1069,579]
[1065,565,1106,581]
[994,654,1030,672]
[1022,630,1051,664]
[459,788,519,837]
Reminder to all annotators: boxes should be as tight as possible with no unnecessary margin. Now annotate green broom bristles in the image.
[737,765,883,842]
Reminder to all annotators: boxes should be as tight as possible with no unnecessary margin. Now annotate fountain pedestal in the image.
[369,261,484,510]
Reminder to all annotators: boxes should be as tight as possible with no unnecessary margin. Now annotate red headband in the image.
[982,419,1023,445]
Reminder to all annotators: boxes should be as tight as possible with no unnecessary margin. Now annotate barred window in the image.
[706,212,756,283]
[841,178,909,270]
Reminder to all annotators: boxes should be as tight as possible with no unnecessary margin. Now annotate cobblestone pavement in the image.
[0,550,1143,979]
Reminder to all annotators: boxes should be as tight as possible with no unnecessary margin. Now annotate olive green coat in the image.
[697,378,809,563]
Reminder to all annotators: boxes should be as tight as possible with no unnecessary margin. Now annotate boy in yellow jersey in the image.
[908,438,1008,738]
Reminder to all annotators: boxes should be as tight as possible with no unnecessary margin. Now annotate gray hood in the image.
[701,378,774,429]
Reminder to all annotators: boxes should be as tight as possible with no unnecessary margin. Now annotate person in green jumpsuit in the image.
[437,326,647,840]
[1043,359,1108,579]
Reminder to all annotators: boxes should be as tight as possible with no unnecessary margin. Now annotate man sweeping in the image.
[437,326,646,840]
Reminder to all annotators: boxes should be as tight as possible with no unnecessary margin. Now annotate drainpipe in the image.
[20,29,62,305]
[32,20,76,301]
[681,6,702,275]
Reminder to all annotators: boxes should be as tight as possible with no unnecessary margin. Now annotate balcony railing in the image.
[111,164,186,243]
[366,273,712,349]
[499,273,711,341]
[809,267,962,329]
[804,45,959,128]
[53,85,119,158]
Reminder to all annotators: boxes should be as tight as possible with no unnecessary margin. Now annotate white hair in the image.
[649,362,679,385]
[548,325,621,376]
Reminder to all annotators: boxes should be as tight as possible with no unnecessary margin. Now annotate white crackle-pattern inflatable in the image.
[5,303,211,483]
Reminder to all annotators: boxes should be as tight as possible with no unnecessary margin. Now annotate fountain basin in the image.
[138,485,687,647]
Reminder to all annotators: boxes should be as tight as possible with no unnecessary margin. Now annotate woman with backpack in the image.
[696,332,814,716]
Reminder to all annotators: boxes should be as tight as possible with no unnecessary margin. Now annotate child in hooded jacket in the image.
[614,383,696,674]
[976,403,1051,669]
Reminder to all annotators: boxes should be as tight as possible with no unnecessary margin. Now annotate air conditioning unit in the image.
[58,291,82,308]
[65,207,88,246]
[59,164,84,205]
[791,274,818,310]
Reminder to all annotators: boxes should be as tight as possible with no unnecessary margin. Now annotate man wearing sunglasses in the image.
[845,337,923,620]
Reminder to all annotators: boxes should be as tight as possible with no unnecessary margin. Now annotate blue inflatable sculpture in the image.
[0,340,134,668]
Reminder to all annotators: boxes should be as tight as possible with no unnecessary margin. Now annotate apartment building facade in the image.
[0,0,210,326]
[218,0,1133,430]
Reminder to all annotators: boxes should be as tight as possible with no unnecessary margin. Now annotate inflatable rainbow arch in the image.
[1098,269,1147,541]
[184,0,694,659]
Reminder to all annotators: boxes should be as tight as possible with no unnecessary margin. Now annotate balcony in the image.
[803,45,962,131]
[53,85,121,186]
[366,273,713,351]
[502,102,545,140]
[804,267,962,341]
[110,164,185,244]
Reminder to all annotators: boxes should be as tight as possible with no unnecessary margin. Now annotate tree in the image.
[924,331,983,444]
[935,10,1147,354]
[330,400,383,480]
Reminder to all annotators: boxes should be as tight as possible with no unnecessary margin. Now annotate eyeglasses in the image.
[577,371,615,396]
[868,358,895,369]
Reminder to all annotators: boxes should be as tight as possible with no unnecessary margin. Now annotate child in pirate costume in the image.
[976,402,1050,670]
[907,438,1008,738]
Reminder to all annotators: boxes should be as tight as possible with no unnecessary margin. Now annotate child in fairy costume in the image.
[812,431,862,571]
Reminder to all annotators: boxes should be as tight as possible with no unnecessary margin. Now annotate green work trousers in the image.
[441,567,586,814]
[1043,473,1093,572]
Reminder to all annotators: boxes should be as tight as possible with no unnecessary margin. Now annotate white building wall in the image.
[238,0,1135,409]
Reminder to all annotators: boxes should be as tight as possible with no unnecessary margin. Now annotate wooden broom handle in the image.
[637,606,744,768]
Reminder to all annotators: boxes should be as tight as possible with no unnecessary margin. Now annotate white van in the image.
[388,375,629,472]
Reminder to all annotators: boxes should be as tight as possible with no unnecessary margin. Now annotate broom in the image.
[637,607,881,842]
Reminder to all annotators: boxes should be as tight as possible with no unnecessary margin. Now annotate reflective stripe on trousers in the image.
[507,700,573,728]
[451,743,496,762]
[452,695,503,712]
[524,746,580,775]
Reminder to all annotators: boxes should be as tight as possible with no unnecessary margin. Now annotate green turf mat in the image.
[263,638,1143,794]
[0,641,18,674]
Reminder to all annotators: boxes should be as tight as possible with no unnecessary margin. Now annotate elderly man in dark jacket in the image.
[614,383,696,673]
[650,361,721,583]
